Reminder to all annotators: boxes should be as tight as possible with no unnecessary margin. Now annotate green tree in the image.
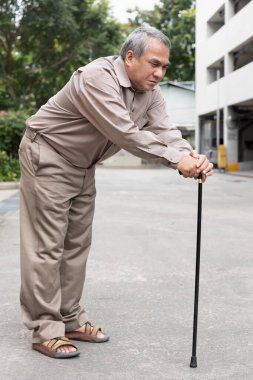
[127,0,196,82]
[0,0,123,110]
[0,0,23,109]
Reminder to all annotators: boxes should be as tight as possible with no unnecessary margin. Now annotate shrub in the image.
[0,151,20,181]
[0,111,27,159]
[0,111,28,181]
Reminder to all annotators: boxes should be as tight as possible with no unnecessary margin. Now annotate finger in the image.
[195,155,208,168]
[202,174,207,183]
[197,158,211,172]
[184,170,195,178]
[190,150,200,159]
[201,168,214,182]
[203,163,214,175]
[205,169,214,177]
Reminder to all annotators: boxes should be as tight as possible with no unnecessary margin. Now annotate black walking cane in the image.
[190,173,203,368]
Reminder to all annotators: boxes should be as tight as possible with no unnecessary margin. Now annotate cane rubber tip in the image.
[190,356,197,368]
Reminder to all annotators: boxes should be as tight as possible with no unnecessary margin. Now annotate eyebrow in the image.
[149,58,170,68]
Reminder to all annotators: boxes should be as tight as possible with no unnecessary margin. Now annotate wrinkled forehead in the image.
[143,38,170,63]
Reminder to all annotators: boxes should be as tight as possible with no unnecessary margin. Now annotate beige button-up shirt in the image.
[26,56,192,169]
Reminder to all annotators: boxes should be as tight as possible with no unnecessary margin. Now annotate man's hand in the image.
[191,152,213,182]
[177,151,213,182]
[177,154,199,179]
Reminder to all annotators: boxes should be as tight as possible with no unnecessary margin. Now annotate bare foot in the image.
[42,338,77,353]
[75,323,106,339]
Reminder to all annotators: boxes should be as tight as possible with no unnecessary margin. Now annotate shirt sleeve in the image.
[74,67,190,168]
[143,87,193,168]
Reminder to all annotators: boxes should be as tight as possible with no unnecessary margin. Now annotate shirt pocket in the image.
[19,138,41,175]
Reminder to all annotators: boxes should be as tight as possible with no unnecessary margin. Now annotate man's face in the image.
[124,38,170,91]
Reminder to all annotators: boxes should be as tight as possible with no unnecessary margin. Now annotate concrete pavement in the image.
[0,168,252,380]
[0,189,19,202]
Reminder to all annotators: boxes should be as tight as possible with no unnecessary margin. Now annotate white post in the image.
[216,69,220,151]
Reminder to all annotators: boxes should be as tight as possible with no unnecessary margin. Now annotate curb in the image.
[0,182,20,190]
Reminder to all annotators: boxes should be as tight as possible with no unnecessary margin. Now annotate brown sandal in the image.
[32,336,80,359]
[66,321,109,343]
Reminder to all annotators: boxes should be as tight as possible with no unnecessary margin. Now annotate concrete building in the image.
[196,0,253,171]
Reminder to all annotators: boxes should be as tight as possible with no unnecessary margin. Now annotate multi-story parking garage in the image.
[196,0,253,171]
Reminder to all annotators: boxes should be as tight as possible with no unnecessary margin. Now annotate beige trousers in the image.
[19,129,96,343]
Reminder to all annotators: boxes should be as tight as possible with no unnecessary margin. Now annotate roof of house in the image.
[159,81,195,92]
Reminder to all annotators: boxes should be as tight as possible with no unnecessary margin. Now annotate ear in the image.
[124,50,135,67]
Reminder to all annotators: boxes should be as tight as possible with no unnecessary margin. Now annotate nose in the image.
[153,67,165,80]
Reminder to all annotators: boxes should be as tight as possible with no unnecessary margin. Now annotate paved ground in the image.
[0,168,252,380]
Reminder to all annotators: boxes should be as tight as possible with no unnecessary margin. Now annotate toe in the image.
[97,331,105,339]
[59,345,76,353]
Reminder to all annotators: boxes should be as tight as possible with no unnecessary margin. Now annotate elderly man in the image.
[19,25,213,359]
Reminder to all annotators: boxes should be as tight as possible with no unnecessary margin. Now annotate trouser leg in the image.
[60,166,96,332]
[19,134,88,343]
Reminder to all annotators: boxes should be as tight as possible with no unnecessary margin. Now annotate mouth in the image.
[147,80,158,86]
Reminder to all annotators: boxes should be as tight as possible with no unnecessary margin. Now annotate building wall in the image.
[196,0,253,170]
[160,83,195,147]
[159,84,195,126]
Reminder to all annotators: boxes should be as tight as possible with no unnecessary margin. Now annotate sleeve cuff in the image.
[162,148,190,169]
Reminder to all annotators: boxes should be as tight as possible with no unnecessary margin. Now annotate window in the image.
[229,0,251,16]
[207,58,224,84]
[207,5,225,37]
[229,37,253,72]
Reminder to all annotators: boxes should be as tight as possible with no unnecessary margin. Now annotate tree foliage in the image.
[0,110,27,157]
[127,0,196,82]
[0,110,27,181]
[0,0,123,110]
[0,0,196,111]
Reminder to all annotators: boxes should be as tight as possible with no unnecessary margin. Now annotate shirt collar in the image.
[113,56,132,89]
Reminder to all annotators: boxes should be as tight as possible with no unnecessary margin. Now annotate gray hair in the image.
[120,25,171,59]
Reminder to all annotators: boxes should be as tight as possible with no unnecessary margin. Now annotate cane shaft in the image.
[190,175,203,368]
